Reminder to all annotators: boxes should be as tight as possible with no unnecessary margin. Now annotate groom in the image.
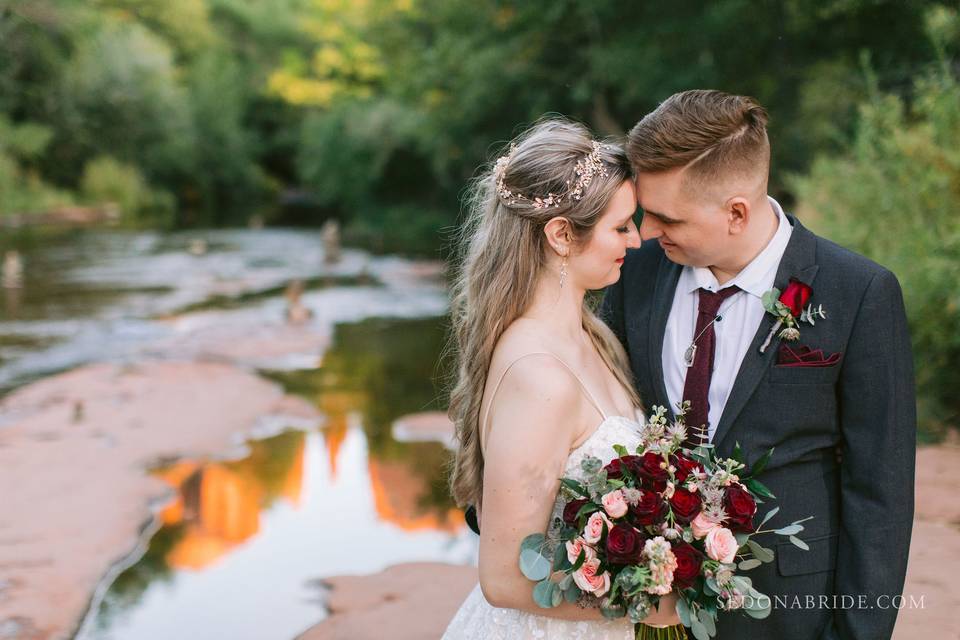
[601,90,915,639]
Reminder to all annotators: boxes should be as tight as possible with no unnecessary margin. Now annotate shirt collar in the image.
[681,196,793,298]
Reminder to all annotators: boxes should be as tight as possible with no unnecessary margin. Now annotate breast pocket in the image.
[768,363,841,385]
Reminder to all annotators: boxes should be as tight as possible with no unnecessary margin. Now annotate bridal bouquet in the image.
[518,403,810,640]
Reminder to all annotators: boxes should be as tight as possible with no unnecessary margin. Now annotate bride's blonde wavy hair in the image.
[447,118,640,509]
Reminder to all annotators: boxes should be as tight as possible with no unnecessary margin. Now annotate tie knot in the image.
[697,285,740,316]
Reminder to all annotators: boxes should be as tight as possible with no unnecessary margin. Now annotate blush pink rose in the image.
[572,557,610,597]
[582,511,612,545]
[601,489,629,518]
[691,512,722,540]
[705,526,738,564]
[565,537,597,564]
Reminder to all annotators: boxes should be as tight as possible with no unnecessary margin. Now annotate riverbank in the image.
[301,438,960,639]
[0,238,452,639]
[0,360,321,639]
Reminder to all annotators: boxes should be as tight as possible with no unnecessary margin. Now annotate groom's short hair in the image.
[626,90,770,188]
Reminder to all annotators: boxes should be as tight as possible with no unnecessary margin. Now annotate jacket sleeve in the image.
[822,268,916,640]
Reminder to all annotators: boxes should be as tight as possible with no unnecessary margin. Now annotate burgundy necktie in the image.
[682,286,741,447]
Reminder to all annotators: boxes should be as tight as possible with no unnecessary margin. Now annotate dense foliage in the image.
[2,0,957,433]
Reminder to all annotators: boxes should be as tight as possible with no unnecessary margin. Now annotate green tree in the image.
[792,9,960,436]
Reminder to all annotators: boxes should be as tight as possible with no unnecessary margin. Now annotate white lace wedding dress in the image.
[442,409,644,639]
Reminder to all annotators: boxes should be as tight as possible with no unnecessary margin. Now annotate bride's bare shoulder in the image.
[485,321,580,409]
[488,319,562,378]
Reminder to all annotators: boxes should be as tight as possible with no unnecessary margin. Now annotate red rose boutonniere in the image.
[759,279,827,353]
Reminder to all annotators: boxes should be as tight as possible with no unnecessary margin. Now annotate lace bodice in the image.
[442,415,644,640]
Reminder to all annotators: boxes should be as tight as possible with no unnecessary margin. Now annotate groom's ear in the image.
[725,197,749,235]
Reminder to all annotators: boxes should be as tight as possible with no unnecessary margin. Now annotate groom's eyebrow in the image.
[642,209,681,224]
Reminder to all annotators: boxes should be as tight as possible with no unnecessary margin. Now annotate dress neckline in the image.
[569,413,643,455]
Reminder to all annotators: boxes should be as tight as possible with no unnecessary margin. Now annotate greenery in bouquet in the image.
[519,403,812,640]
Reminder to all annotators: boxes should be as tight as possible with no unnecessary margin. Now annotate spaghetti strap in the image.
[480,351,608,452]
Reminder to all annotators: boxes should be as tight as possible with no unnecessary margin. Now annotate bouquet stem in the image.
[635,623,688,640]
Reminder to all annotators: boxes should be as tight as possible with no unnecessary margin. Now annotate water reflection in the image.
[154,430,306,570]
[82,316,473,640]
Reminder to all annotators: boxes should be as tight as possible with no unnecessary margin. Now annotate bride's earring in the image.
[559,255,568,289]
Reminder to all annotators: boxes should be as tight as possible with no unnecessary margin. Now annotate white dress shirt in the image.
[662,196,794,441]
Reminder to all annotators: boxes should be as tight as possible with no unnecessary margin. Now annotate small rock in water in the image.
[321,219,341,264]
[188,238,208,256]
[2,251,23,289]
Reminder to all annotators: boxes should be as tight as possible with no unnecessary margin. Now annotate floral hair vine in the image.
[494,141,610,209]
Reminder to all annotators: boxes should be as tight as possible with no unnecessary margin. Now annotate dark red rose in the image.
[637,452,669,484]
[604,458,624,481]
[671,454,703,484]
[669,487,702,523]
[620,454,644,477]
[724,483,757,532]
[780,279,812,317]
[605,524,645,565]
[629,489,667,526]
[671,542,704,590]
[562,498,590,526]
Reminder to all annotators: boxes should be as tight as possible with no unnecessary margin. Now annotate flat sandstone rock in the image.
[0,360,319,640]
[298,563,477,640]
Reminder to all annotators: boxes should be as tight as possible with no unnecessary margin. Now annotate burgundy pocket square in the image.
[776,344,842,367]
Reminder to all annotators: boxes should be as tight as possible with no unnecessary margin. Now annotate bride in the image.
[443,120,681,638]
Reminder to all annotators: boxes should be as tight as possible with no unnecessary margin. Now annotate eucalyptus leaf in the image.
[520,533,545,553]
[789,535,810,550]
[730,575,753,592]
[551,583,563,607]
[759,506,780,527]
[520,548,552,581]
[613,444,628,457]
[744,595,772,619]
[564,583,580,603]
[774,524,803,536]
[704,576,719,595]
[690,615,710,640]
[734,532,751,547]
[532,579,556,608]
[558,574,572,590]
[746,539,774,563]
[698,609,717,636]
[762,289,781,313]
[738,558,762,570]
[676,596,692,627]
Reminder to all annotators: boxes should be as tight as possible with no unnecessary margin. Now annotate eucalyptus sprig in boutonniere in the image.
[759,279,827,353]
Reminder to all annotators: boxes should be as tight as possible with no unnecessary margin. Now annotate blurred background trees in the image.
[1,0,957,431]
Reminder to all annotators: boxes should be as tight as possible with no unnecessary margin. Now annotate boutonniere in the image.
[759,279,827,353]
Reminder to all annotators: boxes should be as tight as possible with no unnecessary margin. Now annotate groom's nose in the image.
[639,213,661,241]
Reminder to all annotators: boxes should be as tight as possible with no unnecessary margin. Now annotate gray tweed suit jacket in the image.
[600,214,916,640]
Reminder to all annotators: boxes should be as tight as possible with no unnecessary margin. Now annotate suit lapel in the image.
[711,216,820,449]
[648,251,682,414]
